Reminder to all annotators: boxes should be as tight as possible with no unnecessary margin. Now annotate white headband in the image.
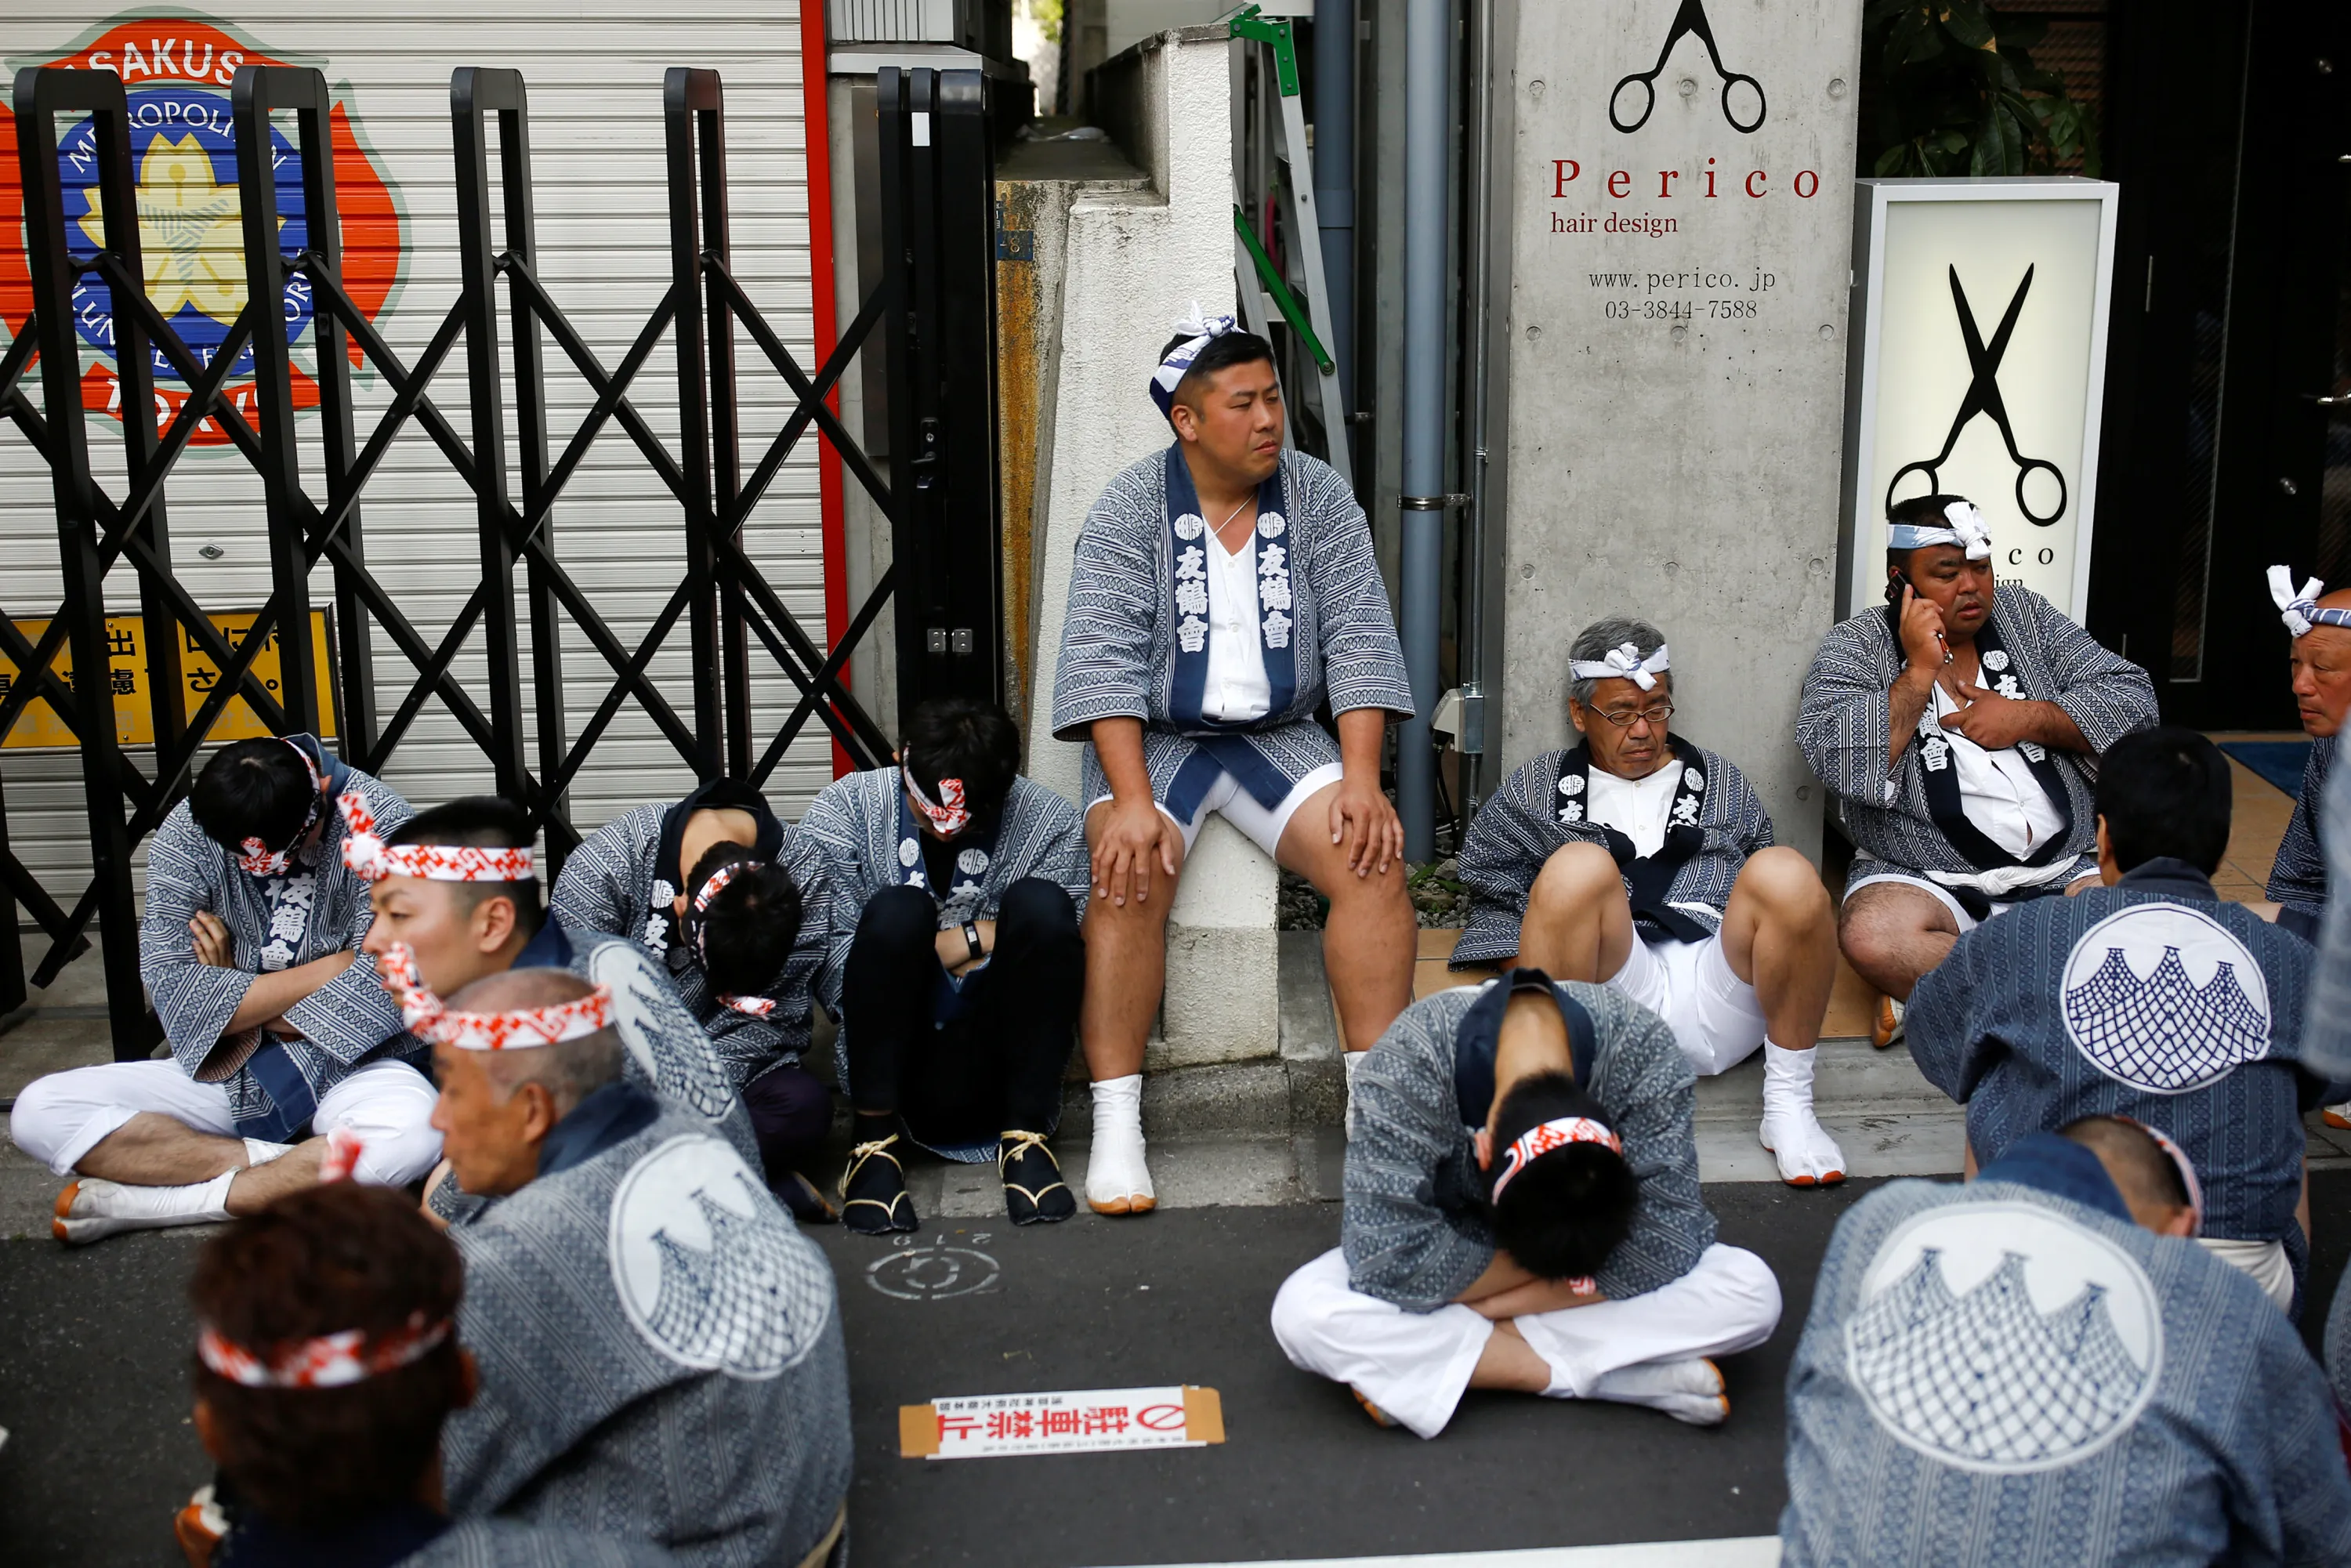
[2268,565,2351,638]
[1887,500,1991,562]
[1491,1115,1622,1202]
[1569,641,1670,693]
[1149,301,1237,418]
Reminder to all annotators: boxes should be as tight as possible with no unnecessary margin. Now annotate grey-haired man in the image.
[1455,617,1846,1186]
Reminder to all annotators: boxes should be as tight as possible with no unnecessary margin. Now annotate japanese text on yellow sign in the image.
[0,610,336,749]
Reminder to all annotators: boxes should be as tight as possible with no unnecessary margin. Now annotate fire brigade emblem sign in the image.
[1,16,404,443]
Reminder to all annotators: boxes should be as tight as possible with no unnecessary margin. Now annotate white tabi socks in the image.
[1582,1358,1730,1427]
[1758,1041,1846,1187]
[52,1170,234,1247]
[1085,1075,1156,1215]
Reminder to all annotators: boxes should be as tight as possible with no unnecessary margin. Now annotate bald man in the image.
[1782,1114,2351,1564]
[422,966,851,1566]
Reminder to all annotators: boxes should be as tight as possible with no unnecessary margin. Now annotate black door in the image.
[2089,0,2351,727]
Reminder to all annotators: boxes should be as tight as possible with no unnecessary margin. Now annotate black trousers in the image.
[841,878,1083,1146]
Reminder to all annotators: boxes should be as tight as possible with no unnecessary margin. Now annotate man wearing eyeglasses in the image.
[1454,617,1847,1187]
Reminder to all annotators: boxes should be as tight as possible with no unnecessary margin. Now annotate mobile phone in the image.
[1884,567,1915,609]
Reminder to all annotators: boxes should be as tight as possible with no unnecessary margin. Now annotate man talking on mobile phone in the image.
[1796,495,2157,1047]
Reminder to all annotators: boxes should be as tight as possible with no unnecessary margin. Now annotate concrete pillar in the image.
[1494,2,1864,855]
[1022,29,1283,1074]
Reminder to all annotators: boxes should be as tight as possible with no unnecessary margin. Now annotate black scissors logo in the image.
[1611,0,1766,135]
[1886,265,2068,527]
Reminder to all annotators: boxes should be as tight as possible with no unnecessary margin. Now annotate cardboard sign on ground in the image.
[900,1385,1224,1460]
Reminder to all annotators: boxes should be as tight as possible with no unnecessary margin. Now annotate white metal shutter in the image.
[0,1,832,914]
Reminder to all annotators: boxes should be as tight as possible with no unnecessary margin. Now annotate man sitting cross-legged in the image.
[1798,495,2157,1046]
[174,1181,679,1567]
[13,735,438,1244]
[795,697,1089,1234]
[1455,616,1845,1186]
[1052,313,1415,1212]
[1907,727,2337,1313]
[552,778,835,1217]
[350,796,763,1185]
[396,963,852,1566]
[1780,1116,2351,1566]
[1269,969,1782,1439]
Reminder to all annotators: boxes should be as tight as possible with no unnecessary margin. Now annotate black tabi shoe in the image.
[772,1168,840,1225]
[999,1130,1076,1226]
[839,1133,918,1235]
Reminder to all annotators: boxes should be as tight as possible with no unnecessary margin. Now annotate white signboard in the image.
[898,1384,1225,1460]
[1842,179,2121,621]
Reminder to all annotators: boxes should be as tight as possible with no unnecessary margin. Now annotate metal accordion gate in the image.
[1,60,1002,1058]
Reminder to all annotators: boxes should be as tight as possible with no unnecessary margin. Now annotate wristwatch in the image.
[962,922,984,964]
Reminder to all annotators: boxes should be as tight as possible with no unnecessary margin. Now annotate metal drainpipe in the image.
[1457,0,1496,826]
[1397,0,1449,862]
[1313,0,1356,415]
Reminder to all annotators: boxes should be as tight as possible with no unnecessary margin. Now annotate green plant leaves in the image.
[1855,1,2099,180]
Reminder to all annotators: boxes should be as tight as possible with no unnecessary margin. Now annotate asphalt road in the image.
[4,1175,2346,1567]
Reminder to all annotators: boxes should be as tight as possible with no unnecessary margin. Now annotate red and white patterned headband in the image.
[1492,1115,1622,1202]
[690,861,781,1019]
[339,793,536,884]
[375,941,610,1051]
[198,1310,451,1389]
[904,767,972,836]
[236,740,331,877]
[2110,1115,2204,1237]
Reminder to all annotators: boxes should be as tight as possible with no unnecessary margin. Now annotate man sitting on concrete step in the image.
[1052,310,1416,1214]
[173,1180,679,1566]
[796,697,1089,1234]
[15,735,439,1245]
[1269,968,1782,1438]
[1454,614,1846,1187]
[393,963,850,1566]
[552,777,835,1218]
[349,796,763,1192]
[1798,494,2157,1047]
[1907,727,2335,1313]
[1780,1116,2351,1566]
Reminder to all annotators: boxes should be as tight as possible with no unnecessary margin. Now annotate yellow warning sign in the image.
[0,610,336,749]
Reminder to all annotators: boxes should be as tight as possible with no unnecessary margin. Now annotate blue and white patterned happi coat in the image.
[2266,733,2331,942]
[139,740,416,1127]
[1907,859,2335,1258]
[1780,1174,2351,1566]
[1452,739,1773,967]
[549,803,832,1088]
[1052,445,1413,809]
[1343,980,1714,1310]
[444,1106,850,1567]
[794,766,1090,1081]
[1796,585,2157,879]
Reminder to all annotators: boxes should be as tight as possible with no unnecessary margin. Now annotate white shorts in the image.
[1607,931,1769,1077]
[1843,863,2092,933]
[2199,1237,2294,1313]
[8,1057,444,1188]
[1270,1243,1782,1439]
[1090,760,1344,861]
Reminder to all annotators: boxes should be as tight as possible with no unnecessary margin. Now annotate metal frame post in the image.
[452,67,535,804]
[233,67,341,739]
[13,67,154,1052]
[1397,0,1451,860]
[665,67,727,777]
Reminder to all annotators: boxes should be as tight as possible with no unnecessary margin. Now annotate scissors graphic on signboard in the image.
[1610,0,1766,134]
[1886,265,2069,527]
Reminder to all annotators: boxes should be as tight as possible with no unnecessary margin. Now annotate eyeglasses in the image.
[1594,702,1674,728]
